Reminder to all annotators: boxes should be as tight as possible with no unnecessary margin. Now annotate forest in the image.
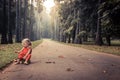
[0,0,120,46]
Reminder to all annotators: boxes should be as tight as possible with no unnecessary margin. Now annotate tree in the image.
[57,0,98,44]
[15,0,21,42]
[95,0,103,46]
[8,0,13,43]
[1,0,8,44]
[100,0,120,46]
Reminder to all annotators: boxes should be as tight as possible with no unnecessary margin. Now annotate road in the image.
[0,39,120,80]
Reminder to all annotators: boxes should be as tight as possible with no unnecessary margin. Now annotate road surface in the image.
[0,39,120,80]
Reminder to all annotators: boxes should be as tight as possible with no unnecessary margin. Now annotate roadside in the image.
[53,40,120,56]
[0,40,43,70]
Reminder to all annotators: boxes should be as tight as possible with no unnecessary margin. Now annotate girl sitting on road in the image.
[15,38,32,65]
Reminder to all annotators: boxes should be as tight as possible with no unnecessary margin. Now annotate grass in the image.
[54,40,120,56]
[111,40,120,46]
[0,40,43,69]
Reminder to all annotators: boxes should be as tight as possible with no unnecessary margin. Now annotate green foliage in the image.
[77,31,87,38]
[71,19,78,26]
[64,26,73,36]
[0,43,21,68]
[57,0,120,45]
[58,0,98,43]
[100,0,120,37]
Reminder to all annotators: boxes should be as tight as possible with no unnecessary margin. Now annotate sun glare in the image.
[43,0,55,14]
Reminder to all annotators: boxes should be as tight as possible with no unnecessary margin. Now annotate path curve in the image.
[0,39,120,80]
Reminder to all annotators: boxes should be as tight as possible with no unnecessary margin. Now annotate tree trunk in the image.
[23,0,27,38]
[8,0,13,44]
[19,0,22,40]
[83,35,88,42]
[29,1,34,41]
[68,35,71,43]
[95,0,103,46]
[106,35,111,46]
[63,35,66,43]
[15,0,21,42]
[61,29,64,42]
[74,10,80,44]
[74,23,79,44]
[71,27,76,43]
[78,37,82,44]
[1,0,8,44]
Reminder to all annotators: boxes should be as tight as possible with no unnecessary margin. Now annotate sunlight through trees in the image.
[0,0,120,46]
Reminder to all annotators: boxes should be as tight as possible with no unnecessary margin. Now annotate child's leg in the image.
[24,54,31,64]
[15,58,20,64]
[15,55,24,64]
[18,53,26,63]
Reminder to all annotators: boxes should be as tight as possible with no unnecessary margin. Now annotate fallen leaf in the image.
[78,55,82,56]
[66,68,74,72]
[45,61,55,64]
[111,64,115,66]
[53,61,55,64]
[103,70,107,73]
[58,55,65,58]
[46,61,52,63]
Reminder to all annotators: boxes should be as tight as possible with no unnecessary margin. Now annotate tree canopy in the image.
[0,0,120,46]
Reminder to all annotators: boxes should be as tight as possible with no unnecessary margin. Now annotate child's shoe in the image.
[24,61,29,65]
[15,61,20,65]
[20,61,23,64]
[14,59,17,62]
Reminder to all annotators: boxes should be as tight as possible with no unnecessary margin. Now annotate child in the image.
[15,38,32,65]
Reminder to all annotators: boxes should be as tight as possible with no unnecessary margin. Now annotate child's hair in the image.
[22,38,32,46]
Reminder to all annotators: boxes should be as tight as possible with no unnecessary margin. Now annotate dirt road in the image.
[0,39,120,80]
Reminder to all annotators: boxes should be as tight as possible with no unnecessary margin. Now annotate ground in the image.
[0,39,120,80]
